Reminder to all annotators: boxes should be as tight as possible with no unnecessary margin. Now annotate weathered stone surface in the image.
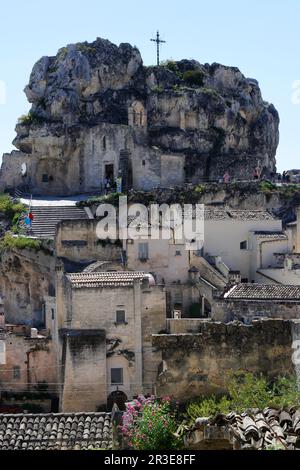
[0,37,279,195]
[153,319,294,401]
[0,248,55,326]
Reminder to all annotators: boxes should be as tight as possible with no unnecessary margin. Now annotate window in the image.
[138,242,149,261]
[42,174,49,183]
[111,368,123,385]
[102,136,106,151]
[132,110,137,125]
[240,240,248,250]
[142,160,146,166]
[51,308,55,320]
[175,250,181,256]
[116,310,126,324]
[13,366,21,379]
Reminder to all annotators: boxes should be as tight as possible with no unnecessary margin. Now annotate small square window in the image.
[240,240,248,250]
[116,310,126,324]
[175,250,181,256]
[13,366,21,379]
[111,368,123,385]
[42,174,49,183]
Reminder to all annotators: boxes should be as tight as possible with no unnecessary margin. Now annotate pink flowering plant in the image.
[120,395,182,450]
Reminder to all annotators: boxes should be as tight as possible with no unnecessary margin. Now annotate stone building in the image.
[0,37,279,196]
[0,324,58,412]
[55,269,166,411]
[212,284,300,323]
[202,208,287,282]
[256,207,300,285]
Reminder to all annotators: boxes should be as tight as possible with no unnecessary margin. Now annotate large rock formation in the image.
[0,37,279,195]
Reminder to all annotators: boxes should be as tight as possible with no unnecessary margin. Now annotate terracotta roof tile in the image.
[223,284,300,301]
[0,413,112,450]
[66,271,150,288]
[190,408,300,449]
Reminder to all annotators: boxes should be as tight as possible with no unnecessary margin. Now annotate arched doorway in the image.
[107,390,128,411]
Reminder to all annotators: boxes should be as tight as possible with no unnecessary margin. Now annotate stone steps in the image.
[27,206,89,239]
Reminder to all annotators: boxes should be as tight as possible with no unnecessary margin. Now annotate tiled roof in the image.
[0,412,112,450]
[204,208,276,221]
[66,271,149,288]
[197,408,300,450]
[253,231,287,240]
[223,284,300,301]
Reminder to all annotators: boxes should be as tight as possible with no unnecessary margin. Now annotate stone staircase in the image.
[26,206,89,239]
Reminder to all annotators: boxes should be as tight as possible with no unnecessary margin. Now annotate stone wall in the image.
[0,327,57,394]
[0,248,55,327]
[141,288,166,395]
[212,299,300,323]
[152,319,295,402]
[57,272,166,410]
[60,330,107,412]
[55,219,123,262]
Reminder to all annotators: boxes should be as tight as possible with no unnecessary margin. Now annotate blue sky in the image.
[0,0,299,171]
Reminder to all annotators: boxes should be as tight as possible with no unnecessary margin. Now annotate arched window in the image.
[128,101,147,128]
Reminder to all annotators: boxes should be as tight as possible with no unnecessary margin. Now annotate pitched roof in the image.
[0,412,112,450]
[188,408,300,450]
[223,284,300,301]
[66,271,150,288]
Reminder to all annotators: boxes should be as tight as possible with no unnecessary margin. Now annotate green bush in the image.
[187,372,300,421]
[259,180,277,194]
[131,401,182,450]
[183,70,204,87]
[187,396,231,421]
[0,233,41,252]
[270,376,300,408]
[194,184,205,195]
[18,112,45,126]
[76,43,97,55]
[162,60,178,73]
[0,194,26,230]
[122,397,182,450]
[280,184,300,200]
[227,371,271,411]
[161,60,183,79]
